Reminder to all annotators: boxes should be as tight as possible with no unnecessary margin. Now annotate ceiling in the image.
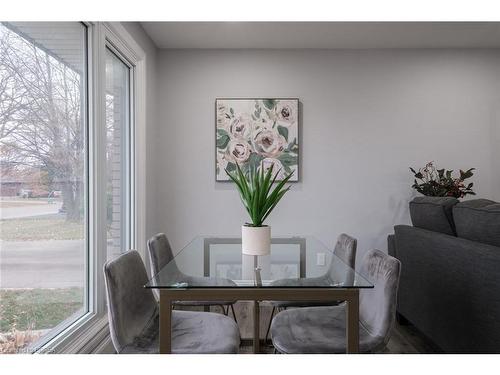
[141,22,500,49]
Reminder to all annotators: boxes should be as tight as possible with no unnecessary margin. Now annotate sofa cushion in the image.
[453,199,500,247]
[409,196,459,235]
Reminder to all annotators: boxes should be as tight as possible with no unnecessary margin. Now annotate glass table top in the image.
[145,236,373,289]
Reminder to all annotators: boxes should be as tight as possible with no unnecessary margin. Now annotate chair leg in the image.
[264,306,276,343]
[230,304,238,325]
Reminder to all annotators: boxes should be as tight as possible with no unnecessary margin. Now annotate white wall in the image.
[154,48,500,261]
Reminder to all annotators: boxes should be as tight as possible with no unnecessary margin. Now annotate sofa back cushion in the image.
[453,199,500,247]
[409,196,459,235]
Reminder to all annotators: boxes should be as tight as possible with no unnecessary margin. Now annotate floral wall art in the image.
[215,98,299,181]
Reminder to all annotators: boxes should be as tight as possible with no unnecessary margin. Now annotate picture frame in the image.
[215,98,300,182]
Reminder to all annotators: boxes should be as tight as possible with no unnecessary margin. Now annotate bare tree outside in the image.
[0,23,85,221]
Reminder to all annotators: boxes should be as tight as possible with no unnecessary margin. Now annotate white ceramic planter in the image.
[241,225,271,256]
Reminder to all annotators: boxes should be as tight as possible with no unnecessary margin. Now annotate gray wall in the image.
[155,48,500,260]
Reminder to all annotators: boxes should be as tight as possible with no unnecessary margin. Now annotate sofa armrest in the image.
[387,234,396,258]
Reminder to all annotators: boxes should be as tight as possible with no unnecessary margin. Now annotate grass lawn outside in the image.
[0,217,84,241]
[0,288,84,332]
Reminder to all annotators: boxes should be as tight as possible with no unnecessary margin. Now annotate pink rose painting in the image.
[216,98,299,181]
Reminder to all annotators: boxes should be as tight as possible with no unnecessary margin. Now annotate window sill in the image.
[37,314,111,354]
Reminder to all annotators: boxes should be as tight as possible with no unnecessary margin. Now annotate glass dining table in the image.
[145,236,373,354]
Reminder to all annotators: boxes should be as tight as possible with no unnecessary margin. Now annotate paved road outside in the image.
[0,201,63,220]
[0,240,84,288]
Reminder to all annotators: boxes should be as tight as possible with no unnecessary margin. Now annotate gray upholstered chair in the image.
[264,234,357,341]
[270,249,401,353]
[103,250,240,354]
[147,233,238,320]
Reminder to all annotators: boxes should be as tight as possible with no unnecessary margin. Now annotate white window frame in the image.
[37,22,147,354]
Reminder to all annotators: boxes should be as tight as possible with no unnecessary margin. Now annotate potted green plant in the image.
[409,161,475,199]
[225,163,293,255]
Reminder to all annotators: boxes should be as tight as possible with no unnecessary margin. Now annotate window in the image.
[0,22,88,353]
[105,46,132,261]
[0,21,143,354]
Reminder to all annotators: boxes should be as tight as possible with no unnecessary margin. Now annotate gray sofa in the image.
[388,197,500,353]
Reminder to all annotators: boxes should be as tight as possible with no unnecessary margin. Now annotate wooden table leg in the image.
[253,300,260,354]
[346,289,359,353]
[159,290,172,354]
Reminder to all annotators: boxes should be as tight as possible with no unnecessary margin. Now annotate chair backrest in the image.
[359,249,401,343]
[333,233,357,268]
[103,250,157,353]
[147,233,175,276]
